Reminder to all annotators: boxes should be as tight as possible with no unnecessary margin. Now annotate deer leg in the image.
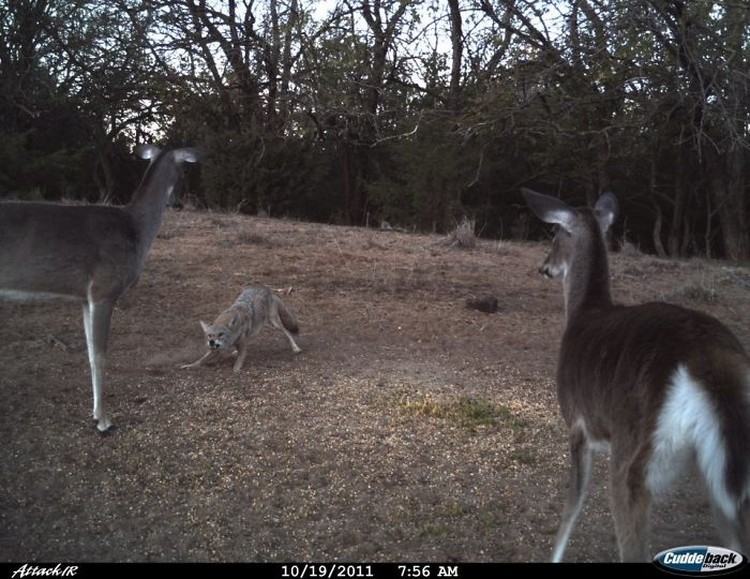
[738,501,750,556]
[709,495,750,555]
[610,448,652,562]
[83,301,114,433]
[551,424,595,562]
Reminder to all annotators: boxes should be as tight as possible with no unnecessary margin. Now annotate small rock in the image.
[465,295,499,313]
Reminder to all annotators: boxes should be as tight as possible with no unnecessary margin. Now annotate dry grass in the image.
[444,216,477,250]
[2,209,750,563]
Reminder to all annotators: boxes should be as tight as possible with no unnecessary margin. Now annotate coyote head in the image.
[199,318,237,351]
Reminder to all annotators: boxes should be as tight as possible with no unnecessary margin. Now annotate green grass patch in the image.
[454,396,497,428]
[396,392,528,434]
[418,523,448,538]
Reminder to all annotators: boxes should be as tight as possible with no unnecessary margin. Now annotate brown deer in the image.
[522,188,750,562]
[0,145,204,433]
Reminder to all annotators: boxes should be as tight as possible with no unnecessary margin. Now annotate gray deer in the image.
[0,145,204,433]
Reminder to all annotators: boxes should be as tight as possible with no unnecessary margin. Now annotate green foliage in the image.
[0,0,748,258]
[367,116,479,232]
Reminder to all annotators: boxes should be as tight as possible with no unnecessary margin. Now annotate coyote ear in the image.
[199,320,209,332]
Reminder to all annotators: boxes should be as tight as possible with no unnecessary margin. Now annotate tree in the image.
[1,0,748,259]
[0,0,168,201]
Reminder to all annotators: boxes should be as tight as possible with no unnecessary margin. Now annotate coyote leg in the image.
[233,342,249,372]
[181,350,221,369]
[271,315,301,354]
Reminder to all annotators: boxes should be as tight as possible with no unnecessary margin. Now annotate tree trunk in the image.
[711,149,748,260]
[712,2,749,260]
[668,183,689,257]
[652,202,667,258]
[447,0,463,113]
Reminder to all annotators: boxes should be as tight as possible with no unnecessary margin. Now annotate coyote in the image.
[182,286,301,372]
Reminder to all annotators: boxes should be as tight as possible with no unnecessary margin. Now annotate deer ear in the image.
[174,147,209,164]
[134,144,161,160]
[595,192,618,232]
[521,188,575,232]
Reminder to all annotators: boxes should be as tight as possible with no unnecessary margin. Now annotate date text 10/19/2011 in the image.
[280,564,460,579]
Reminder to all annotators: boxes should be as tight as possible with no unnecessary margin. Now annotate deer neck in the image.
[125,154,179,265]
[562,232,613,324]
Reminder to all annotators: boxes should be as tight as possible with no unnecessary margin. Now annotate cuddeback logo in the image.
[654,546,748,575]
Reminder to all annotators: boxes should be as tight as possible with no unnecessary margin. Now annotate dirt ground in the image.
[2,207,750,564]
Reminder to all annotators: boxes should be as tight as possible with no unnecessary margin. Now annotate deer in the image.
[521,188,750,562]
[0,145,204,433]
